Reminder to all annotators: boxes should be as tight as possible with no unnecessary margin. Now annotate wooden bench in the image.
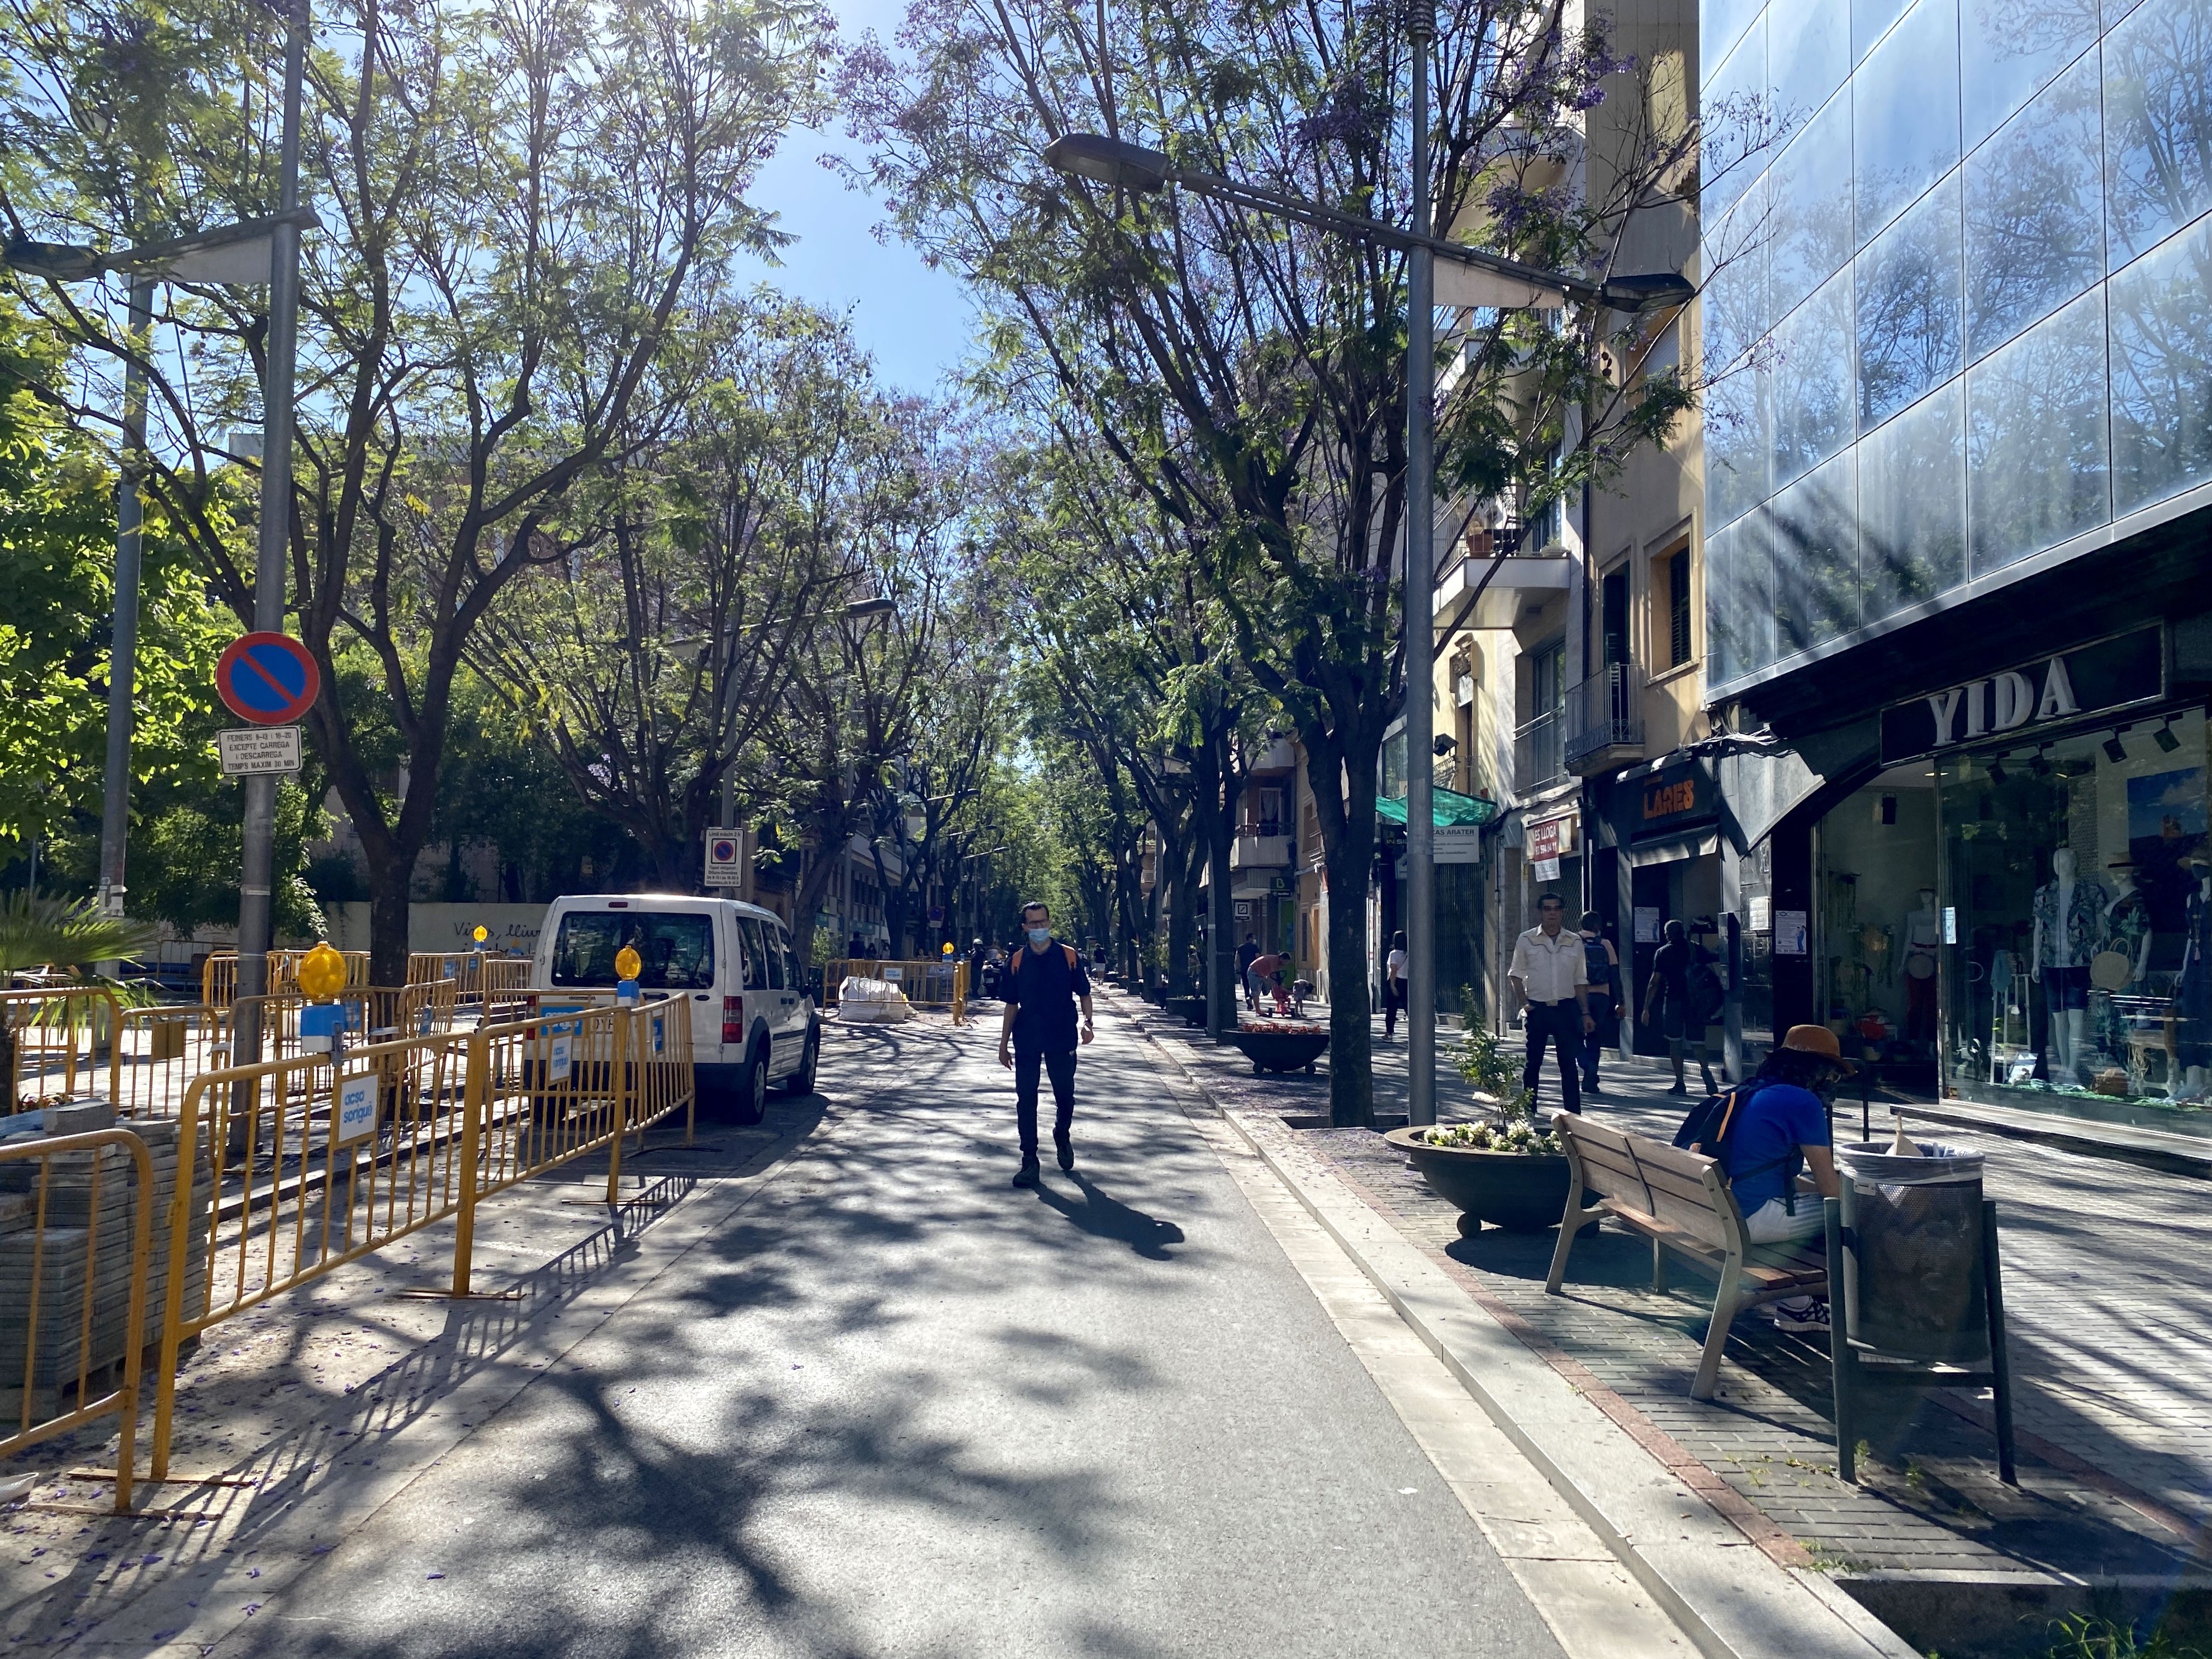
[1546,1112,1828,1399]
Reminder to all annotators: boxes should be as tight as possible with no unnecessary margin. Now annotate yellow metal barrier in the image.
[409,952,534,1020]
[825,959,967,1009]
[1,987,123,1114]
[148,992,692,1478]
[201,949,369,1009]
[116,1005,224,1121]
[0,1126,157,1514]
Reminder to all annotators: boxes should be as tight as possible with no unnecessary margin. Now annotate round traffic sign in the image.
[217,632,321,726]
[710,837,738,864]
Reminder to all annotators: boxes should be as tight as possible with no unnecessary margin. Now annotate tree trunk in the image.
[1303,732,1379,1127]
[367,859,414,988]
[1194,761,1243,1039]
[1164,837,1199,998]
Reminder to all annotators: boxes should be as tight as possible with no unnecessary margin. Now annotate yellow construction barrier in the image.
[407,952,534,1020]
[201,949,370,1009]
[1,987,123,1115]
[148,992,692,1480]
[0,1126,157,1514]
[825,959,968,1011]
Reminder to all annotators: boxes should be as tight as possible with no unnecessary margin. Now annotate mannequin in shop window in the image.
[2031,849,2106,1083]
[2172,858,2212,1102]
[1902,888,1939,1044]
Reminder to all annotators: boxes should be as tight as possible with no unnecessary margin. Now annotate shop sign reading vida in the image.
[1878,626,2163,764]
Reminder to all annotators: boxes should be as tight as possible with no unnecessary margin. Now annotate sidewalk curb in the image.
[1136,1021,1919,1659]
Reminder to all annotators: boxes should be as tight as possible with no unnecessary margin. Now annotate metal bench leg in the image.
[1827,1198,1858,1483]
[1984,1199,2017,1486]
[1652,1235,1667,1293]
[1693,1255,1744,1399]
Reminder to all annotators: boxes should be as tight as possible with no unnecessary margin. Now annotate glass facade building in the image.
[1700,0,2212,695]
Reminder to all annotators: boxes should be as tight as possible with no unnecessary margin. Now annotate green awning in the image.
[1376,786,1502,828]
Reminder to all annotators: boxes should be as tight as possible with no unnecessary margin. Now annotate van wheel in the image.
[782,1025,819,1096]
[737,1048,769,1124]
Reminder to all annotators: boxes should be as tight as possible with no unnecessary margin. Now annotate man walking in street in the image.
[1236,932,1261,1011]
[1508,893,1593,1114]
[998,900,1095,1187]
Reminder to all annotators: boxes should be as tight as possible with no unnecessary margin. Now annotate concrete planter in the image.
[1385,1126,1573,1235]
[1222,1028,1330,1075]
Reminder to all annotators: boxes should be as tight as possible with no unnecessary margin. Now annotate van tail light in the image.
[722,994,743,1045]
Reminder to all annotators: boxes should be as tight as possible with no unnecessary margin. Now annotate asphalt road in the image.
[222,1006,1567,1659]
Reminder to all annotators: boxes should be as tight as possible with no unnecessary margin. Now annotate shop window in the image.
[1939,707,2212,1124]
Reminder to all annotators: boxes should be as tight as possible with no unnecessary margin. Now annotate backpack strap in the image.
[1010,946,1026,972]
[1062,944,1078,970]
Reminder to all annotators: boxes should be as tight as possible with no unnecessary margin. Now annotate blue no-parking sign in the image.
[216,632,321,726]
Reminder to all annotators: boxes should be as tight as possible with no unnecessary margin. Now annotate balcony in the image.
[1230,833,1293,870]
[1432,544,1572,633]
[1564,663,1646,775]
[1513,709,1567,796]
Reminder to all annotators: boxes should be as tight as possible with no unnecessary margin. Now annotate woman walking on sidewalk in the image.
[1577,912,1621,1097]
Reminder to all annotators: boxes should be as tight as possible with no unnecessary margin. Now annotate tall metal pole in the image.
[1405,7,1438,1127]
[234,0,308,1055]
[97,272,156,922]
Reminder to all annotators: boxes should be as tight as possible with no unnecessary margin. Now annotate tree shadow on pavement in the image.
[1031,1173,1186,1260]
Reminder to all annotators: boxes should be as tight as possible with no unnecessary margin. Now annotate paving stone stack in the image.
[0,1103,212,1424]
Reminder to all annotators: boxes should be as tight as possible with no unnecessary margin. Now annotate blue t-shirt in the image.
[1726,1083,1830,1214]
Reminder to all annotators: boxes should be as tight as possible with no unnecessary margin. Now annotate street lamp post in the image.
[4,208,319,927]
[234,0,311,1068]
[1041,93,1692,1127]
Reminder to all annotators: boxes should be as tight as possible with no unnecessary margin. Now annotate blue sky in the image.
[733,0,979,396]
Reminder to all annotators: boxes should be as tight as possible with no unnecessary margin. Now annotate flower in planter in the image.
[1425,997,1561,1155]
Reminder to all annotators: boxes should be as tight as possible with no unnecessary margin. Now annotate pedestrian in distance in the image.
[998,900,1096,1187]
[1643,919,1720,1096]
[966,937,988,1002]
[1383,931,1408,1037]
[1578,911,1622,1097]
[1236,932,1261,1010]
[1509,894,1593,1114]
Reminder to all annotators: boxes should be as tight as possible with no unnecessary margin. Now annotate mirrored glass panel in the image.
[2105,0,2212,269]
[1859,381,1967,623]
[1702,0,1767,86]
[1967,287,2111,573]
[1855,0,1915,63]
[1705,520,1745,686]
[1964,50,2104,362]
[1704,351,1771,529]
[2110,214,2212,516]
[1728,507,1779,677]
[1771,271,1857,490]
[1769,95,1854,319]
[1858,175,1965,428]
[1772,4,1849,131]
[1959,0,2099,151]
[1770,448,1860,653]
[1703,13,1772,220]
[1701,181,1769,374]
[1855,0,1962,243]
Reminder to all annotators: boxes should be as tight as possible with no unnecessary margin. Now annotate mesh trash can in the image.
[1835,1142,1988,1364]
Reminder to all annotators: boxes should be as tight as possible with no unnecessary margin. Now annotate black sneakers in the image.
[1013,1156,1041,1188]
[1055,1135,1075,1174]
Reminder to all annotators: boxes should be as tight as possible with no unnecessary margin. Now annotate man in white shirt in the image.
[1383,931,1408,1037]
[1508,893,1594,1113]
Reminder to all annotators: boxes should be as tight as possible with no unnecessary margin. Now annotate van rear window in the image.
[550,913,715,990]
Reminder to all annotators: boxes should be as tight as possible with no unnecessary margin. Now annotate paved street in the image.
[189,1008,1575,1658]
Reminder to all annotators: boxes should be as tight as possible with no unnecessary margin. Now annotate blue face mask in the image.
[1026,926,1051,947]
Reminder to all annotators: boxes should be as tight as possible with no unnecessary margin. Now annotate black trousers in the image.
[1014,1047,1079,1156]
[1522,1001,1583,1114]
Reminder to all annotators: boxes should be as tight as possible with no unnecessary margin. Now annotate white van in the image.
[533,894,820,1121]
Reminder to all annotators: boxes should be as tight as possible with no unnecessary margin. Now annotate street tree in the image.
[471,300,874,887]
[851,0,1702,1122]
[0,0,832,980]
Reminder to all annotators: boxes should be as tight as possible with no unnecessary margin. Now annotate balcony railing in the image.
[1513,708,1567,795]
[1564,662,1645,771]
[1230,833,1294,870]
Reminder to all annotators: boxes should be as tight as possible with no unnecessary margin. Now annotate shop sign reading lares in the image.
[1879,626,2164,764]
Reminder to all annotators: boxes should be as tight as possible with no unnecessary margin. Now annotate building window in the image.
[1602,565,1631,667]
[1653,545,1694,671]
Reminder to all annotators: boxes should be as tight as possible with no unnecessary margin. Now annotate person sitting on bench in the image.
[1729,1025,1850,1333]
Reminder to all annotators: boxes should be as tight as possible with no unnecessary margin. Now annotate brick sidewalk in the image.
[1110,988,2212,1630]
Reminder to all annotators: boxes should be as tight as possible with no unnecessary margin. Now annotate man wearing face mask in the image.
[998,900,1095,1187]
